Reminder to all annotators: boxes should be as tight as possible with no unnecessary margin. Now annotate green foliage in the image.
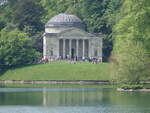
[101,0,122,61]
[143,84,150,89]
[31,32,43,52]
[111,0,150,84]
[120,84,144,89]
[0,0,18,28]
[0,21,5,30]
[80,0,110,33]
[111,39,150,84]
[0,0,45,52]
[0,28,40,71]
[12,0,45,32]
[40,0,80,23]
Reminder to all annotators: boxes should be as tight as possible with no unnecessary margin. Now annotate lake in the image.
[0,85,150,113]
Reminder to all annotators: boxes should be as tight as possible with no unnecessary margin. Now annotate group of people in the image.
[39,57,102,64]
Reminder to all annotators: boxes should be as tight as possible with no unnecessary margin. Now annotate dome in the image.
[49,13,82,23]
[46,13,85,30]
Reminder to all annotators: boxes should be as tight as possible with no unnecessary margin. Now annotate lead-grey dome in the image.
[46,13,85,30]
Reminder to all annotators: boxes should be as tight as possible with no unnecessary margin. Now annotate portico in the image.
[59,39,89,59]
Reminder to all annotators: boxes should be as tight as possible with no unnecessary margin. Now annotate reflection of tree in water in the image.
[0,89,43,105]
[0,88,150,108]
[108,90,150,108]
[0,92,6,104]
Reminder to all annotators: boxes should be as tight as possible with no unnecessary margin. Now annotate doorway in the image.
[71,48,75,58]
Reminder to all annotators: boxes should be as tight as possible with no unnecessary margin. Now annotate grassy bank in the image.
[0,83,116,88]
[0,62,110,80]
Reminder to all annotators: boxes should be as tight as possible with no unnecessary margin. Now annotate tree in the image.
[0,21,5,30]
[0,28,40,71]
[111,39,150,84]
[13,0,45,33]
[40,0,80,23]
[110,0,150,84]
[80,0,110,33]
[101,0,122,61]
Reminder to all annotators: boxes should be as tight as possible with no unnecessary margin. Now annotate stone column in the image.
[63,39,66,59]
[76,39,79,58]
[82,39,85,58]
[88,40,90,58]
[69,39,72,58]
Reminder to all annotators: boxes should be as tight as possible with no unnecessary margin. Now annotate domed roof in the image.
[49,13,82,23]
[46,13,85,30]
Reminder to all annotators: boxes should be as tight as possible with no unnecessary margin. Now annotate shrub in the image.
[0,28,41,72]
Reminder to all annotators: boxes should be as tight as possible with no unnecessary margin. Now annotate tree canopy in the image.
[0,28,40,71]
[13,0,45,32]
[110,0,150,84]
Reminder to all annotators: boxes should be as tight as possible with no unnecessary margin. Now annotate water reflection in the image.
[0,87,149,113]
[41,88,112,107]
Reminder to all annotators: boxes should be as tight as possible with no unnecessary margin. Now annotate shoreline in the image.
[0,80,110,85]
[117,88,150,92]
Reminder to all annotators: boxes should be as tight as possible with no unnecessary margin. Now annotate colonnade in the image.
[59,39,89,59]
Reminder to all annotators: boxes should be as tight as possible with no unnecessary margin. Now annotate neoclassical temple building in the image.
[43,13,103,60]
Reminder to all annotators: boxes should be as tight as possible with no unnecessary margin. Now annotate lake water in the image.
[0,86,150,113]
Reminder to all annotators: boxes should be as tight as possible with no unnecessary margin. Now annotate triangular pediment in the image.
[59,28,95,38]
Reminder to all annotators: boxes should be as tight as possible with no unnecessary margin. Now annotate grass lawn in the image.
[1,84,116,88]
[0,62,110,80]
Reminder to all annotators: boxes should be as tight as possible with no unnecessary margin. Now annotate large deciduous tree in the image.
[13,0,45,33]
[110,0,150,84]
[111,39,150,84]
[0,28,40,72]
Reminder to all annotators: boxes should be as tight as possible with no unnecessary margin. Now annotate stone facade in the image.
[43,13,103,60]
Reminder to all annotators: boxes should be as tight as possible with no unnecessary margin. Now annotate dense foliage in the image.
[111,0,150,84]
[13,0,44,32]
[111,39,150,84]
[0,28,40,72]
[0,0,45,52]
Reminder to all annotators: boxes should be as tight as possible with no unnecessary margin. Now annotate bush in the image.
[120,84,143,89]
[110,39,150,84]
[0,28,41,71]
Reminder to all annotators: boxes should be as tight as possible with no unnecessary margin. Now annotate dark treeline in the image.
[0,0,150,84]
